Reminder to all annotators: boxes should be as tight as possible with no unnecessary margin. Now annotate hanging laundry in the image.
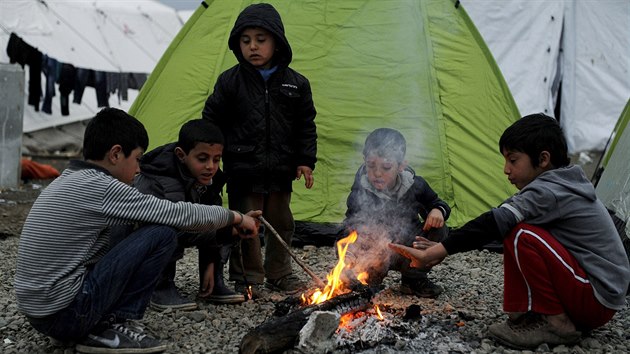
[58,63,76,116]
[6,32,42,111]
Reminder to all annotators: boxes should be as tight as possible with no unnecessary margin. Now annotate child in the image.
[14,108,260,353]
[341,128,450,298]
[132,119,245,308]
[202,3,317,295]
[390,113,630,349]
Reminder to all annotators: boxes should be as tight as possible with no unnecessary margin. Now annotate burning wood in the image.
[239,231,389,354]
[239,285,379,354]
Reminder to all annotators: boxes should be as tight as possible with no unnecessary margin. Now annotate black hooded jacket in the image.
[134,142,226,215]
[202,3,317,193]
[343,165,451,244]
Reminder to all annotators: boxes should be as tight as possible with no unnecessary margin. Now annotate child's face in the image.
[111,147,143,185]
[239,27,276,69]
[365,155,404,191]
[176,142,223,186]
[502,149,545,190]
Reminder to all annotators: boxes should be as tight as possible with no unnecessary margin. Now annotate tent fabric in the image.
[596,99,630,222]
[595,99,630,266]
[0,0,182,143]
[0,0,182,72]
[131,0,519,229]
[463,0,630,154]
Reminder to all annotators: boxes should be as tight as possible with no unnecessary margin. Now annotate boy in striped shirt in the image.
[15,108,261,353]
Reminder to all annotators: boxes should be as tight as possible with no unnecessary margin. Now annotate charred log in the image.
[239,286,379,354]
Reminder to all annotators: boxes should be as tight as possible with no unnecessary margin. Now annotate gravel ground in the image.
[1,154,629,353]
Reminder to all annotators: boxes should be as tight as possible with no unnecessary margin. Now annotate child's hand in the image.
[389,241,448,269]
[296,166,314,189]
[233,210,262,238]
[423,208,445,231]
[413,236,437,249]
[388,243,425,268]
[199,262,215,298]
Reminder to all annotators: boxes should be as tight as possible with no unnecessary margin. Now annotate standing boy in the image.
[15,108,260,353]
[342,128,450,298]
[202,3,317,296]
[133,119,246,309]
[390,113,630,349]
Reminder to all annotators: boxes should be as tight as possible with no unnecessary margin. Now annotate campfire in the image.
[300,231,385,323]
[240,231,395,354]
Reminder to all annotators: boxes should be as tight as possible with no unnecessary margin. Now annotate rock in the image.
[296,311,340,353]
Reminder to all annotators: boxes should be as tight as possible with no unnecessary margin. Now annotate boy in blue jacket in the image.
[390,113,630,349]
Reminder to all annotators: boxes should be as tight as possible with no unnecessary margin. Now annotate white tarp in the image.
[0,0,182,141]
[463,0,630,153]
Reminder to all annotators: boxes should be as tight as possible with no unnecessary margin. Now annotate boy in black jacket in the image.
[341,128,450,298]
[133,119,248,309]
[202,3,317,296]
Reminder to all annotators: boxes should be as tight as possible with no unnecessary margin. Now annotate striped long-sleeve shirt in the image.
[15,160,235,317]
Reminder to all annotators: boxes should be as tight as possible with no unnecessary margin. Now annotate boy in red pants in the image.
[389,113,630,350]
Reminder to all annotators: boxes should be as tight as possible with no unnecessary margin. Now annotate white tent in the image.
[463,0,630,154]
[0,0,182,152]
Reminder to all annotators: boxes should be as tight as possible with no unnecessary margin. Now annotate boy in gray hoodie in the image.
[390,113,630,350]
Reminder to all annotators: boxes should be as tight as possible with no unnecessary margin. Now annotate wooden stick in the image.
[258,216,326,289]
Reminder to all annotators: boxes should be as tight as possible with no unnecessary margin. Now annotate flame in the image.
[302,230,387,327]
[246,286,253,300]
[304,231,358,305]
[374,305,384,320]
[357,272,369,285]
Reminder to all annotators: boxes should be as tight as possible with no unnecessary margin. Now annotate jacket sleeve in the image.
[415,176,451,220]
[133,173,166,199]
[202,73,230,130]
[294,77,317,170]
[441,210,502,255]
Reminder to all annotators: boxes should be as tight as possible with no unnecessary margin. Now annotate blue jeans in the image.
[27,225,177,341]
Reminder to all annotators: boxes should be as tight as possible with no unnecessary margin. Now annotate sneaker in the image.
[488,313,582,350]
[199,284,245,304]
[234,281,265,300]
[150,283,198,311]
[48,336,74,347]
[399,278,443,298]
[265,274,307,294]
[75,322,166,353]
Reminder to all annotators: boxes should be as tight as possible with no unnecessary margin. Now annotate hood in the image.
[228,3,292,67]
[536,165,597,202]
[140,142,183,178]
[358,164,416,201]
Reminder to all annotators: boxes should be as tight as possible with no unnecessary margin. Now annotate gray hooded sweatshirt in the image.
[492,165,630,310]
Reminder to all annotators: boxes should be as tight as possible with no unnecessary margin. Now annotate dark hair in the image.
[176,119,224,153]
[363,128,406,163]
[499,113,570,168]
[83,108,149,160]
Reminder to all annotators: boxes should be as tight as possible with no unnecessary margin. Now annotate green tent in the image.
[594,99,630,281]
[130,0,519,231]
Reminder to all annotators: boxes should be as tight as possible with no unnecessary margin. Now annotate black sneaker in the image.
[150,282,197,311]
[400,278,443,298]
[200,284,245,304]
[75,322,166,353]
[265,274,307,294]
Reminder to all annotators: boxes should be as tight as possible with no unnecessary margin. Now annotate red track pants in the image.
[502,223,615,330]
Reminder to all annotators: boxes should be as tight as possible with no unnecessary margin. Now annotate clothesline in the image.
[6,32,148,117]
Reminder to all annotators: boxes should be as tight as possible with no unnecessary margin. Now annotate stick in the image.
[258,216,326,289]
